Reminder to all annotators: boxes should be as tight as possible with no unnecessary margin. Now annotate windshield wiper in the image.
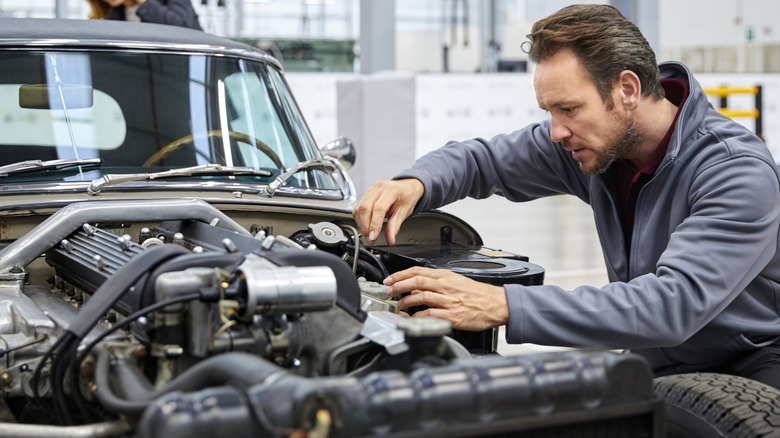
[0,158,102,177]
[263,157,355,200]
[87,163,272,196]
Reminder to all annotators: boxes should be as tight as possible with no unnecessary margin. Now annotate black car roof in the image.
[0,17,280,66]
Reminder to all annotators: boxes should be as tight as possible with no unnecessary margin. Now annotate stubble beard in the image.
[569,115,644,175]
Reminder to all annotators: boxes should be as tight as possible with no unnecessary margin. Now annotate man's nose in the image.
[550,117,571,144]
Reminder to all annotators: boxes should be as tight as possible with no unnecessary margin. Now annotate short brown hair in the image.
[525,4,664,103]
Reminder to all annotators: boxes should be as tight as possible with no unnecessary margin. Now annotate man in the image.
[352,4,780,389]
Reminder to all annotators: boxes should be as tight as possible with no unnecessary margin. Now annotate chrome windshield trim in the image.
[0,180,347,200]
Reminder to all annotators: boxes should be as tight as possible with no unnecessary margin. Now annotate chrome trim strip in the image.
[0,41,282,69]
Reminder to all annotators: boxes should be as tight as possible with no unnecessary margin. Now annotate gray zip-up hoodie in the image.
[395,62,780,372]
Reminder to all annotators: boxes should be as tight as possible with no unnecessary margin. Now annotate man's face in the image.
[534,49,643,174]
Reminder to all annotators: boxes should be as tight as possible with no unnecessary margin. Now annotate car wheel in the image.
[654,372,780,437]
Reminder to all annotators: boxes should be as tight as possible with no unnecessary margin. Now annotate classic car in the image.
[0,16,772,438]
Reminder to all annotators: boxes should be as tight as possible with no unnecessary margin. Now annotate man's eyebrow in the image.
[544,100,580,110]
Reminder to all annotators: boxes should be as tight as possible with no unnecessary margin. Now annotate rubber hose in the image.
[94,348,289,416]
[354,258,384,283]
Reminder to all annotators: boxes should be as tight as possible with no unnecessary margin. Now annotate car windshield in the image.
[0,49,334,190]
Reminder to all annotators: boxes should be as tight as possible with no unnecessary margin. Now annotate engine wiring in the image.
[209,299,240,351]
[75,293,203,369]
[0,334,47,358]
[340,223,361,273]
[68,292,203,423]
[31,244,190,425]
[337,223,390,281]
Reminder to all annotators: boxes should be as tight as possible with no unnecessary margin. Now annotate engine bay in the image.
[0,199,660,437]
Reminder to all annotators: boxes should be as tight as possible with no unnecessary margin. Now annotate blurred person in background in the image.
[87,0,202,30]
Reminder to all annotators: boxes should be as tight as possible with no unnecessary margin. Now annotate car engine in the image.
[0,199,660,437]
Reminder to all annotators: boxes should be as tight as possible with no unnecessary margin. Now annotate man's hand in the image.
[352,179,424,245]
[385,267,509,331]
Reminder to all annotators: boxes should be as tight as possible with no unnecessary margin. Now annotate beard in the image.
[564,114,644,175]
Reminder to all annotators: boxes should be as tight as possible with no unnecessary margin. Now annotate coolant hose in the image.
[93,348,289,416]
[354,258,384,283]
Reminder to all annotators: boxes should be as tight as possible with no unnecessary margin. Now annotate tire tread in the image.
[654,372,780,437]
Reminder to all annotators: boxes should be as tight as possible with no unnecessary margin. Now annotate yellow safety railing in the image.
[703,85,763,139]
[703,86,760,97]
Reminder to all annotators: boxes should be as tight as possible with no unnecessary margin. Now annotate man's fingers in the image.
[398,289,453,311]
[384,201,416,246]
[384,215,402,246]
[351,188,378,233]
[352,187,388,244]
[385,267,444,297]
[367,195,394,243]
[352,178,424,246]
[385,266,507,331]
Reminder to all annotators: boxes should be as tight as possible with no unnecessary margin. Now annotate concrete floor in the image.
[438,194,610,356]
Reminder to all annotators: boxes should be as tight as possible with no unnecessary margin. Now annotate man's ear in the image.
[617,70,641,110]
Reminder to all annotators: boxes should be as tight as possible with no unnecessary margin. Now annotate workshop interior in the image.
[0,1,778,437]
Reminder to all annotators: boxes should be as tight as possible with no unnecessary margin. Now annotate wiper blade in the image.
[0,158,102,177]
[87,163,272,196]
[263,157,355,201]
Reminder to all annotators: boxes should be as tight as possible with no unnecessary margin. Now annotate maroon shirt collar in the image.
[631,77,689,177]
[615,77,689,250]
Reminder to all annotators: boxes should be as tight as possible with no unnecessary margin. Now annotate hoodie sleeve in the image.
[394,121,591,214]
[505,151,780,351]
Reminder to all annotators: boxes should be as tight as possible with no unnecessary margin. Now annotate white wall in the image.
[289,71,780,160]
[659,0,780,48]
[286,73,349,147]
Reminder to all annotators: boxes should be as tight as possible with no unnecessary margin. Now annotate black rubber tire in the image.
[654,372,780,437]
